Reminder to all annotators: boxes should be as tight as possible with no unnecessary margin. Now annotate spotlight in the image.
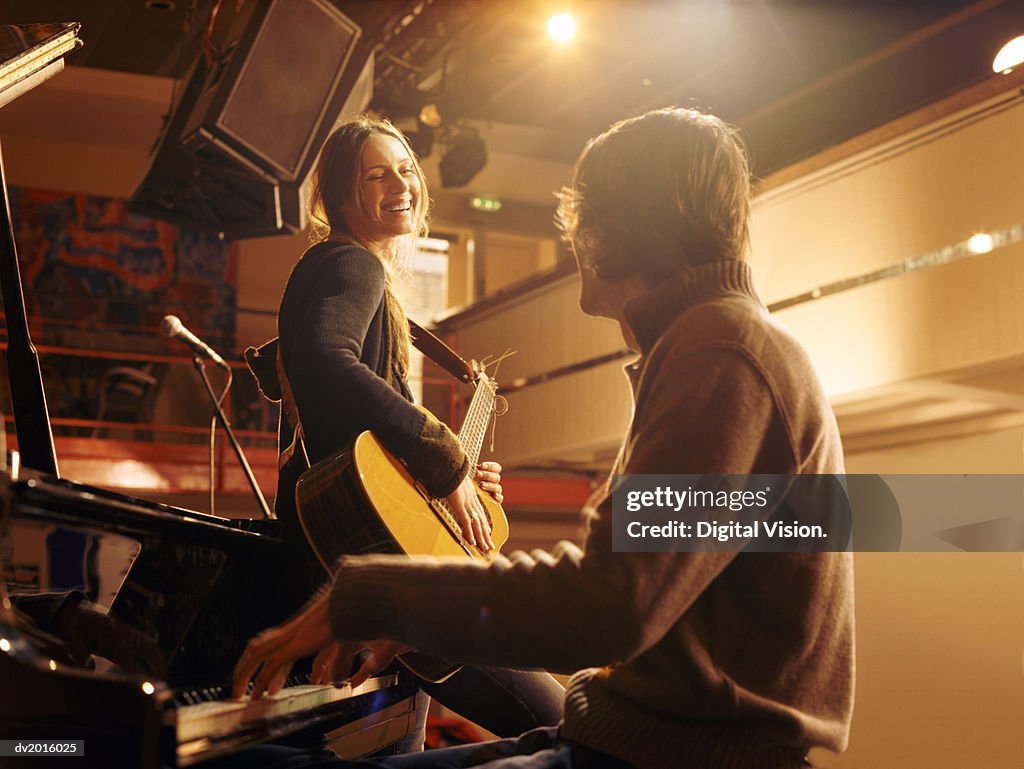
[418,103,443,128]
[406,102,447,159]
[407,123,434,159]
[548,13,575,43]
[439,126,487,188]
[967,233,994,254]
[993,35,1024,74]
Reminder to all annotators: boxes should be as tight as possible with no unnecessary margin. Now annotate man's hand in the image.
[311,639,410,689]
[232,589,333,700]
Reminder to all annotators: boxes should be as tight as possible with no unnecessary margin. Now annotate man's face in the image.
[572,240,625,321]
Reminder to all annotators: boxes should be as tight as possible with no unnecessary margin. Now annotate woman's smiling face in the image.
[342,133,422,255]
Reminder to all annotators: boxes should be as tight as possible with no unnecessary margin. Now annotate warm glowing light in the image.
[548,13,576,43]
[993,35,1024,74]
[967,233,994,254]
[49,660,57,671]
[419,236,450,252]
[142,681,156,695]
[0,639,10,653]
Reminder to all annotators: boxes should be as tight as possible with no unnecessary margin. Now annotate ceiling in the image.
[1,0,1021,201]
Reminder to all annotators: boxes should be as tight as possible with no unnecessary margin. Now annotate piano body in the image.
[1,472,419,768]
[0,21,418,768]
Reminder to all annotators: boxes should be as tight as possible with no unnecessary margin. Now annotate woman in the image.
[256,115,563,745]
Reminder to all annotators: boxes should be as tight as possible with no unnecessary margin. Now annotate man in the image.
[232,107,855,769]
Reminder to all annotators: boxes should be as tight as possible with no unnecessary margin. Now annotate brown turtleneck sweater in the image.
[327,259,854,769]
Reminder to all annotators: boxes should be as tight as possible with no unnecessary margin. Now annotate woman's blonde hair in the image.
[308,116,430,380]
[556,107,751,284]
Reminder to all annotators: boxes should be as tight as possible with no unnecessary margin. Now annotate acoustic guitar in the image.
[294,366,507,569]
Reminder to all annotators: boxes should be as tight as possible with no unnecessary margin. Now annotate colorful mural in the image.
[9,188,238,341]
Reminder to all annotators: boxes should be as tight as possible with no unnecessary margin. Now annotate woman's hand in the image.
[446,473,495,552]
[476,460,503,504]
[232,589,333,700]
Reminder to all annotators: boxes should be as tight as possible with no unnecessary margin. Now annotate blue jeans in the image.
[203,726,635,768]
[389,665,564,753]
[422,666,564,737]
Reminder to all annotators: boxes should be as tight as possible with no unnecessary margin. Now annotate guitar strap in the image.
[275,350,308,471]
[408,319,475,383]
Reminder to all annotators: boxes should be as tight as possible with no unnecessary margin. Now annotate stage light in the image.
[418,103,443,128]
[407,123,434,159]
[548,13,575,43]
[407,102,447,159]
[993,35,1024,74]
[440,126,487,188]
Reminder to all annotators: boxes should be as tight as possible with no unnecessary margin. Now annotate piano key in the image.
[175,674,398,745]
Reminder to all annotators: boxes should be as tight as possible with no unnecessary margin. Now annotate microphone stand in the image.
[191,356,275,520]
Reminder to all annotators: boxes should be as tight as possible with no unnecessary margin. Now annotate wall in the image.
[755,83,1024,398]
[805,428,1024,769]
[482,231,557,296]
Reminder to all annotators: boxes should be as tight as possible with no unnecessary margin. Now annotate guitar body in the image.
[295,430,508,569]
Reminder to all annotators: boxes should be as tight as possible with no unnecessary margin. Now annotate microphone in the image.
[161,315,229,368]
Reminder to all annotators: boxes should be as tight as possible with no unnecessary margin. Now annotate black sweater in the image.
[270,242,469,528]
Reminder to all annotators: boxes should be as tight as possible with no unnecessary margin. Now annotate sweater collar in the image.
[623,259,759,355]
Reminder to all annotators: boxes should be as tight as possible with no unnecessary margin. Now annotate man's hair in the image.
[556,107,751,283]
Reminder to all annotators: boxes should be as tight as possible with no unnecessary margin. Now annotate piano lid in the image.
[0,22,82,109]
[0,20,80,475]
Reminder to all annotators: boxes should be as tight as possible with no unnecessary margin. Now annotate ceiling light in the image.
[548,13,576,43]
[993,35,1024,74]
[967,233,994,254]
[418,103,443,129]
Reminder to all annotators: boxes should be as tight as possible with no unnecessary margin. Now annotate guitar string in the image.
[458,377,496,461]
[484,353,511,454]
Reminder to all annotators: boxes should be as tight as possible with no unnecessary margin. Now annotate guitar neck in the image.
[429,373,500,554]
[456,373,497,467]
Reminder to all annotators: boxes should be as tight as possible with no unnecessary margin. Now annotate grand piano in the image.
[0,21,417,768]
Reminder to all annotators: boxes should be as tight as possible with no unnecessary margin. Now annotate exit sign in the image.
[470,195,502,212]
